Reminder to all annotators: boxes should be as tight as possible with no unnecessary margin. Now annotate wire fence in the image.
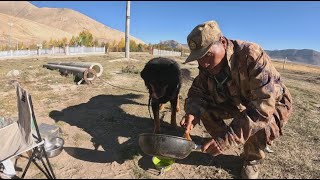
[0,46,106,58]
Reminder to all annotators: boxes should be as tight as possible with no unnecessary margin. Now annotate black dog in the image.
[141,57,181,134]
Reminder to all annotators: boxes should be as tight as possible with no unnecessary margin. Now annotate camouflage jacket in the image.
[185,39,288,147]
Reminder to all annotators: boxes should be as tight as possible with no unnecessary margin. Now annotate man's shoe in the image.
[241,160,260,179]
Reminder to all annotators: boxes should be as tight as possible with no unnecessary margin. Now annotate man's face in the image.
[197,41,226,74]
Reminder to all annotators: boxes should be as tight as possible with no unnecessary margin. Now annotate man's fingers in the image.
[205,146,221,156]
[180,117,186,127]
[202,139,216,152]
[180,115,196,131]
[202,139,223,156]
[186,122,194,131]
[191,117,199,126]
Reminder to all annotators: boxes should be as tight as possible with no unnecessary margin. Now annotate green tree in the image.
[69,36,78,46]
[78,30,94,47]
[61,37,68,47]
[49,38,55,47]
[129,40,137,52]
[53,39,59,47]
[17,42,24,50]
[101,42,110,48]
[137,43,144,52]
[93,39,99,47]
[42,40,49,49]
[109,40,117,52]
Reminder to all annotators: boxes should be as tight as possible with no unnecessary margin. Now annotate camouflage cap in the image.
[185,20,223,63]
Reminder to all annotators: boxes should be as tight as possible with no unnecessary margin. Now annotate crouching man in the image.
[181,20,293,179]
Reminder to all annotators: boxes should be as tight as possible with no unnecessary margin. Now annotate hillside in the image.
[266,49,320,66]
[0,13,73,46]
[159,40,189,51]
[0,1,145,46]
[160,40,188,49]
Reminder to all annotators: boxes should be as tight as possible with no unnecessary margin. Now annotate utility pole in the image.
[159,40,161,57]
[125,1,130,59]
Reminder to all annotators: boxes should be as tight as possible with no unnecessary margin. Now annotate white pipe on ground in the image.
[47,62,103,77]
[43,64,97,84]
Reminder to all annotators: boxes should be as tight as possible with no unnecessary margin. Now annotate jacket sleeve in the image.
[217,46,278,149]
[184,68,210,118]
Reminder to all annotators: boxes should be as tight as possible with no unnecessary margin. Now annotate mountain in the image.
[158,40,320,66]
[0,12,74,46]
[265,49,320,66]
[0,1,145,46]
[159,40,189,50]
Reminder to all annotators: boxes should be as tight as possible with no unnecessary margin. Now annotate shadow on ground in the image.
[50,93,190,164]
[49,93,242,178]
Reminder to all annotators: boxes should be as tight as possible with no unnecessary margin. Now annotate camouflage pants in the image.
[200,85,293,161]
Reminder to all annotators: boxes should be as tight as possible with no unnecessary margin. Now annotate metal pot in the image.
[44,137,64,158]
[138,133,202,159]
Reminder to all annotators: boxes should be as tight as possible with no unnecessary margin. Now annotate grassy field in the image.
[0,53,319,178]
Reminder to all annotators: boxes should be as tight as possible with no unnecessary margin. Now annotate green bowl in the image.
[152,156,175,172]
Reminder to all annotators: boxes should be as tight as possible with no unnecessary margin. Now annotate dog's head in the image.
[141,57,181,100]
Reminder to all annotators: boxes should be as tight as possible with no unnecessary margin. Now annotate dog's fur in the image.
[141,57,182,133]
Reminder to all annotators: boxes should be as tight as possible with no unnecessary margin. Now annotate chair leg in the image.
[41,147,56,179]
[22,147,56,179]
[33,160,51,179]
[39,155,53,179]
[21,149,37,178]
[34,147,56,179]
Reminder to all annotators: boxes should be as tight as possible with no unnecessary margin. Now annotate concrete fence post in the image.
[105,46,109,54]
[65,44,69,55]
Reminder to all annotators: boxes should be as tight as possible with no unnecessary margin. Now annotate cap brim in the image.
[184,43,213,64]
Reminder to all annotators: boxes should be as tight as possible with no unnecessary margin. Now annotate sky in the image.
[30,1,320,51]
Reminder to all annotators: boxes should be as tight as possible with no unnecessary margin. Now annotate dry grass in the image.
[0,54,319,178]
[273,59,320,74]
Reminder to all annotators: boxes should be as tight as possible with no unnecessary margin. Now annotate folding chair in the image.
[0,83,56,179]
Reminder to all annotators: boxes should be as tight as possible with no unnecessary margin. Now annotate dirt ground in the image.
[0,52,319,179]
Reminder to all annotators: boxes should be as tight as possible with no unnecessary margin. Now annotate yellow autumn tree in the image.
[117,38,125,52]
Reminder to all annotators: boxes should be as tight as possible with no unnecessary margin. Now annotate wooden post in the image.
[282,57,287,70]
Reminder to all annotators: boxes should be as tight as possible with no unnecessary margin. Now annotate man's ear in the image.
[220,36,227,49]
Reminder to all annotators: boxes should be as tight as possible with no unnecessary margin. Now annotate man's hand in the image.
[180,114,200,132]
[202,139,223,156]
[202,133,240,156]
